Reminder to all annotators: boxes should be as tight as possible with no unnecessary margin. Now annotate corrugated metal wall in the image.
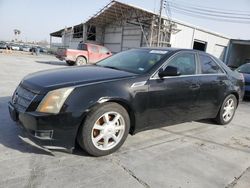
[104,23,143,53]
[121,24,142,51]
[104,25,123,53]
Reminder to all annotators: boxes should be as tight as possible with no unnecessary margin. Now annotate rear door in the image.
[147,51,200,127]
[194,53,228,119]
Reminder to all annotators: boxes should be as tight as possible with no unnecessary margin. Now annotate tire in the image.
[77,102,130,156]
[215,94,237,125]
[76,56,87,66]
[66,60,75,66]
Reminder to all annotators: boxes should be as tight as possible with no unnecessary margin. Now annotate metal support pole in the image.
[157,0,164,47]
[191,28,196,49]
[82,24,86,42]
[49,36,52,48]
[150,15,155,47]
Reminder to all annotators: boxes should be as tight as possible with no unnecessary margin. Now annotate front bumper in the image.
[55,55,73,62]
[8,102,82,150]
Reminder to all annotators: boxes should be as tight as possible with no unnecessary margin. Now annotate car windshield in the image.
[236,64,250,74]
[96,49,168,74]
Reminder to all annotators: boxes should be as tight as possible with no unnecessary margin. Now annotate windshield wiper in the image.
[101,65,121,71]
[96,64,136,74]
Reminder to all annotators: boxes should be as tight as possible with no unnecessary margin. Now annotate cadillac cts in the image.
[9,48,244,156]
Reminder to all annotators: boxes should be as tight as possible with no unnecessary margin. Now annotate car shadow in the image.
[196,119,218,125]
[0,96,54,156]
[243,97,250,102]
[35,60,67,66]
[71,143,90,156]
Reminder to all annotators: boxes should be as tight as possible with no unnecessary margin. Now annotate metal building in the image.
[50,0,230,61]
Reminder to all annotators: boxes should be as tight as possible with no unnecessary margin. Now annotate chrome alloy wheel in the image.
[222,98,235,122]
[91,111,125,151]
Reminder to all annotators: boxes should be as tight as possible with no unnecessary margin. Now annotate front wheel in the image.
[77,103,130,156]
[215,94,237,125]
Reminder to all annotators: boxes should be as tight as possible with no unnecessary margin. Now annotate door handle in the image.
[189,84,200,90]
[212,80,225,85]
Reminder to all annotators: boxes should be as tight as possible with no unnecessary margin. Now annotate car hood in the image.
[21,65,136,94]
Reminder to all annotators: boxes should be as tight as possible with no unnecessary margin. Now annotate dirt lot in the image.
[0,52,250,188]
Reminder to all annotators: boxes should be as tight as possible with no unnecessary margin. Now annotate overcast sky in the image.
[0,0,250,42]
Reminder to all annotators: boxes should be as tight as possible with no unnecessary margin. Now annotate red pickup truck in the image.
[56,42,112,66]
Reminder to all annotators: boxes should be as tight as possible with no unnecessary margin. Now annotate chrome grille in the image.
[12,86,36,112]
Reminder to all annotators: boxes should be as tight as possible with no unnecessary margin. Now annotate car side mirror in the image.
[158,66,181,78]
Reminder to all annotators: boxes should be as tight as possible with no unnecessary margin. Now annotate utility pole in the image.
[157,0,164,47]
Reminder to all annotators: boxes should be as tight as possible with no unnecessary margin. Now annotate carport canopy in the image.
[50,27,72,38]
[85,0,156,27]
[226,39,250,68]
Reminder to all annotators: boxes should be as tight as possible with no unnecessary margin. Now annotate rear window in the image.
[199,54,223,74]
[77,43,87,50]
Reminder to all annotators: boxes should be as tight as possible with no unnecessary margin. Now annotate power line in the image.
[170,2,250,17]
[170,0,250,14]
[171,5,250,20]
[171,8,250,24]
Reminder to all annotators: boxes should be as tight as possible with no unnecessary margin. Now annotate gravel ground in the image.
[0,52,250,188]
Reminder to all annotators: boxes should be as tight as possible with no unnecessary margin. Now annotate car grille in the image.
[12,85,36,112]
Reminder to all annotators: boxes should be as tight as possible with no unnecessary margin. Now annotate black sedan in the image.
[9,48,244,156]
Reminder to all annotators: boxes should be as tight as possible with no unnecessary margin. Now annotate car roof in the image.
[140,47,208,54]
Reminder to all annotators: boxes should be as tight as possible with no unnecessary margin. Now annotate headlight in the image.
[36,87,74,114]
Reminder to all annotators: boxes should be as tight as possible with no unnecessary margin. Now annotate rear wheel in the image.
[215,94,237,125]
[76,56,87,66]
[77,103,130,156]
[66,60,75,66]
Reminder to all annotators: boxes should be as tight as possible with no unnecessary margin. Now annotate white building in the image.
[51,0,248,65]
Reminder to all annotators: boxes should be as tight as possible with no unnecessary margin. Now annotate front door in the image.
[147,52,200,128]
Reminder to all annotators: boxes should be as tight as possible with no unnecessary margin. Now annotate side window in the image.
[167,53,196,75]
[88,45,99,53]
[99,46,109,54]
[199,54,223,74]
